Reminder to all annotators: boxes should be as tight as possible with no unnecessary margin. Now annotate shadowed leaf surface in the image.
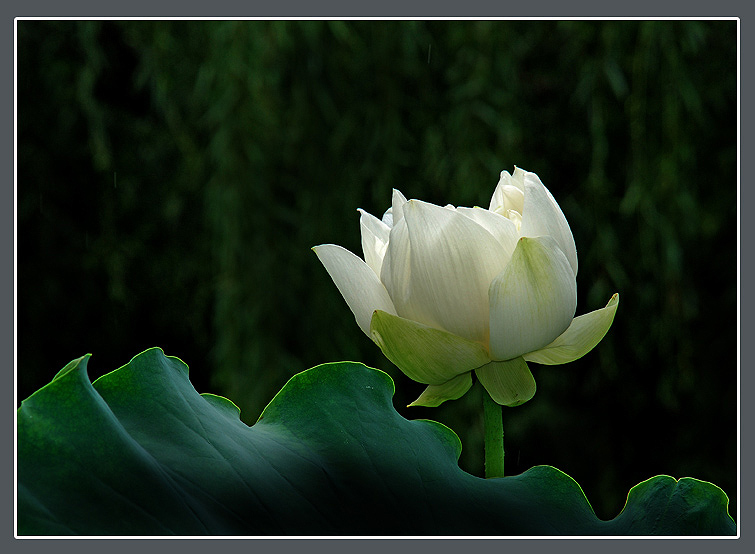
[17,349,735,536]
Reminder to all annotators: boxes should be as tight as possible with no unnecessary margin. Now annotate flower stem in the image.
[482,385,504,478]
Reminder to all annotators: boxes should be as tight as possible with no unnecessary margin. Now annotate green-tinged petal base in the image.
[524,293,619,365]
[370,310,490,385]
[475,357,536,407]
[408,372,474,407]
[488,236,577,361]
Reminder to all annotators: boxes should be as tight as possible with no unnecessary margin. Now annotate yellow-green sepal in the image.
[475,357,536,407]
[524,293,619,365]
[408,372,474,407]
[370,310,490,385]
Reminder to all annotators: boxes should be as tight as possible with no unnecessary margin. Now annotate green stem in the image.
[482,384,504,478]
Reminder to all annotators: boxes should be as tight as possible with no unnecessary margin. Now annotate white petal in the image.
[313,244,397,337]
[370,310,490,385]
[358,209,391,276]
[382,207,394,227]
[489,236,577,361]
[379,215,411,314]
[475,357,536,407]
[408,373,474,407]
[382,189,408,227]
[518,170,578,276]
[524,293,619,365]
[382,199,508,344]
[510,166,527,188]
[457,207,519,263]
[489,169,524,214]
[390,189,408,225]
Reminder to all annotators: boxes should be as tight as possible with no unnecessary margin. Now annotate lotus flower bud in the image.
[314,168,618,407]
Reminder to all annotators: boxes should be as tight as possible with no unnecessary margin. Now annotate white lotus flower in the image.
[313,167,618,407]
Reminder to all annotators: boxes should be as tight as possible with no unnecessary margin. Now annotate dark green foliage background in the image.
[17,20,736,523]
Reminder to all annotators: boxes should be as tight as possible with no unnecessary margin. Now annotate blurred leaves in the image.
[17,20,736,522]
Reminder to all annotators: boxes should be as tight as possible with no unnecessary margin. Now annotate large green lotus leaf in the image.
[17,348,735,536]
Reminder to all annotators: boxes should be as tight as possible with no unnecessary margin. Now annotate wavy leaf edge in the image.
[17,348,736,536]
